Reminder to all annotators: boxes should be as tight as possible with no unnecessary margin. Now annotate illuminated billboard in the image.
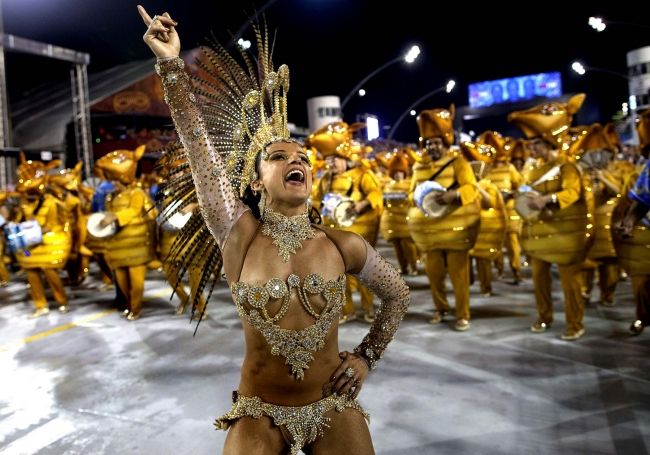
[468,72,562,108]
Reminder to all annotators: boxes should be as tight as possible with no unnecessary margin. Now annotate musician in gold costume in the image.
[379,151,419,275]
[508,94,591,340]
[309,122,383,324]
[478,132,525,283]
[568,124,623,306]
[613,109,650,335]
[408,106,480,331]
[95,145,156,320]
[461,143,507,296]
[50,162,94,286]
[14,155,72,317]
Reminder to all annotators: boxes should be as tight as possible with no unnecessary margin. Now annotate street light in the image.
[570,60,629,81]
[587,16,650,32]
[340,44,421,111]
[387,79,456,140]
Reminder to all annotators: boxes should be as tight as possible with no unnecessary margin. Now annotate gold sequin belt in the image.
[214,391,369,455]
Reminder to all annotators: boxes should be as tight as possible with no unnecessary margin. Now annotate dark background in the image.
[4,0,649,142]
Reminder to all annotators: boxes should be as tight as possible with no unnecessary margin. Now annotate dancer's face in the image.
[253,141,313,207]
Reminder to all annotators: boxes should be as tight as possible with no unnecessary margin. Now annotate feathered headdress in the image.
[192,24,291,196]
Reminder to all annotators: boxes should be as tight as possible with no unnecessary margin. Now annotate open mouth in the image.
[284,169,305,184]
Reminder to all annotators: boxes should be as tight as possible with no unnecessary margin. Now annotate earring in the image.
[258,190,266,219]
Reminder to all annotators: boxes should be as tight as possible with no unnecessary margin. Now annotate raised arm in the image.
[138,6,249,251]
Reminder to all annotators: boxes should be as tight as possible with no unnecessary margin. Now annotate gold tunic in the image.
[485,163,523,233]
[407,152,480,251]
[521,158,590,265]
[469,179,507,260]
[105,185,156,268]
[380,179,411,241]
[16,195,71,269]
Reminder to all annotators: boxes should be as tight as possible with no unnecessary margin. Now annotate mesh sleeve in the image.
[156,57,249,250]
[353,238,411,370]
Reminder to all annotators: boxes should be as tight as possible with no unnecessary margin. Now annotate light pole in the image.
[340,45,420,112]
[387,79,455,140]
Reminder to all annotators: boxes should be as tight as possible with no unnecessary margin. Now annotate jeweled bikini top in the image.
[231,273,346,380]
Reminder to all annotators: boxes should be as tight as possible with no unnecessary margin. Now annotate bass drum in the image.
[320,192,356,228]
[4,220,42,254]
[87,212,117,239]
[413,181,448,219]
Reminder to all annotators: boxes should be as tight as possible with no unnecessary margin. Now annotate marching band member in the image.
[309,122,384,324]
[94,145,157,320]
[13,154,71,317]
[378,151,419,275]
[508,94,591,340]
[613,109,650,335]
[408,106,480,331]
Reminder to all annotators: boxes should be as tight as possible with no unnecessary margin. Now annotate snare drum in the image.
[87,212,117,239]
[4,220,43,254]
[413,181,448,218]
[321,192,356,228]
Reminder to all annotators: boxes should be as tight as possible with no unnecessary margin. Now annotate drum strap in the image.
[427,157,457,183]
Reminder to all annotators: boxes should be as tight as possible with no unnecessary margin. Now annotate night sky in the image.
[4,0,649,142]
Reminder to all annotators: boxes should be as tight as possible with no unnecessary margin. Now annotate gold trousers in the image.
[425,250,470,320]
[343,275,373,317]
[389,238,419,274]
[26,269,67,310]
[631,274,650,324]
[505,231,521,279]
[582,259,619,304]
[0,259,9,284]
[476,257,493,294]
[531,258,584,332]
[114,265,147,316]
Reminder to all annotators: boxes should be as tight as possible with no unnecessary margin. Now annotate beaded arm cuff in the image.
[353,239,411,370]
[156,57,249,251]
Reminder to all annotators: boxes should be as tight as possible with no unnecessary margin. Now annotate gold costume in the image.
[309,122,384,322]
[408,107,480,325]
[509,95,590,338]
[95,146,156,320]
[14,156,71,315]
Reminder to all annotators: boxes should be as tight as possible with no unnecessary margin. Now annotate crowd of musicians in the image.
[1,94,649,340]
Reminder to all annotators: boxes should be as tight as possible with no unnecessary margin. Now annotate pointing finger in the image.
[137,4,153,26]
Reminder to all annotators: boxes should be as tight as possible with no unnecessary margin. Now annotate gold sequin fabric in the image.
[214,392,369,455]
[261,207,316,262]
[232,273,346,380]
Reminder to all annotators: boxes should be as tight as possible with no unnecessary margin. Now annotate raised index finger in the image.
[137,4,153,26]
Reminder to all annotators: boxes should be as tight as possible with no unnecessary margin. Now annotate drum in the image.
[383,192,408,203]
[321,192,356,228]
[87,212,117,239]
[4,220,43,254]
[413,181,448,218]
[514,186,544,222]
[160,212,192,232]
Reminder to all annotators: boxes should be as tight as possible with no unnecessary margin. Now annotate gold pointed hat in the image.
[387,151,410,178]
[567,123,614,159]
[417,104,455,146]
[507,139,529,161]
[637,108,650,149]
[16,152,61,194]
[508,94,586,145]
[603,122,621,151]
[50,162,84,191]
[305,121,355,159]
[459,141,496,163]
[477,130,507,161]
[95,145,146,185]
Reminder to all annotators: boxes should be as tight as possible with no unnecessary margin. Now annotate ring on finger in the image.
[152,15,159,24]
[344,366,355,379]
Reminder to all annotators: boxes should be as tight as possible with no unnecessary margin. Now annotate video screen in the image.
[468,72,562,108]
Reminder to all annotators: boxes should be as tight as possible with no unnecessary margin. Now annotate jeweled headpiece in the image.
[194,25,291,196]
